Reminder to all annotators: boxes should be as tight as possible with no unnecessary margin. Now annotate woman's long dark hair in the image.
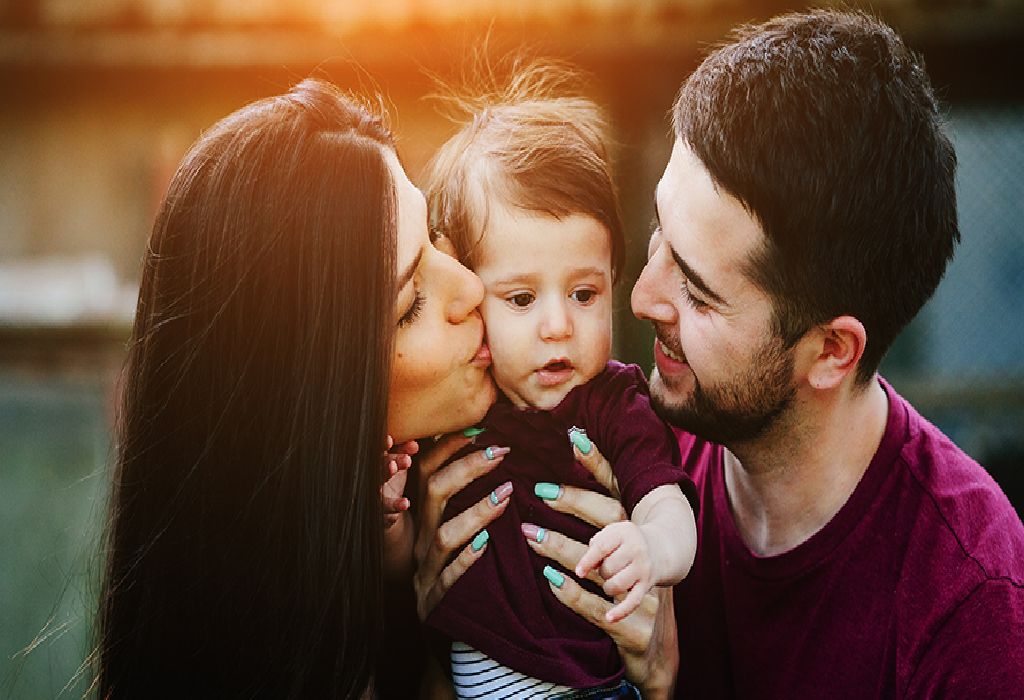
[97,79,396,698]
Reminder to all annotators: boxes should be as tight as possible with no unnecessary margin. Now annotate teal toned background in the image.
[2,0,1022,696]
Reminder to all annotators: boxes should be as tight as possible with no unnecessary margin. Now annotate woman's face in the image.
[386,151,496,443]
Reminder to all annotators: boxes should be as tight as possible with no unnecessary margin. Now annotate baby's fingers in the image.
[575,533,620,579]
[606,582,647,624]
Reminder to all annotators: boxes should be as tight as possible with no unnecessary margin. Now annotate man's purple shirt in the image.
[675,377,1024,697]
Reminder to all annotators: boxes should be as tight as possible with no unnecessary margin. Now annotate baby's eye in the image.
[571,289,598,305]
[507,292,535,308]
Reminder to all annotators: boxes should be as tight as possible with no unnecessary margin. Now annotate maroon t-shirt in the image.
[428,361,696,688]
[675,377,1024,698]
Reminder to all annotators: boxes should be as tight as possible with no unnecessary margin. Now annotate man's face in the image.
[631,139,797,445]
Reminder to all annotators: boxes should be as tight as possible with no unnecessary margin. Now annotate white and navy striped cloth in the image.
[451,641,575,699]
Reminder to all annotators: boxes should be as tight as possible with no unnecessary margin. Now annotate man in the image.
[626,9,1024,698]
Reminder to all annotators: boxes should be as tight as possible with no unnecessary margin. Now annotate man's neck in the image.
[722,377,889,556]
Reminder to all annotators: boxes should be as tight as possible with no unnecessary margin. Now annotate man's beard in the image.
[650,333,796,446]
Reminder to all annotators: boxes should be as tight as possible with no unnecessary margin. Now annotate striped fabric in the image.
[451,641,575,699]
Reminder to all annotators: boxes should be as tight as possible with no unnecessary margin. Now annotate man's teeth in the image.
[660,340,684,362]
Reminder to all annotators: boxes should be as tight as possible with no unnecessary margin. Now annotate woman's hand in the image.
[412,432,513,621]
[526,438,680,699]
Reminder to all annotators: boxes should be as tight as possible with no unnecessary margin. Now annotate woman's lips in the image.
[654,339,688,374]
[471,341,492,368]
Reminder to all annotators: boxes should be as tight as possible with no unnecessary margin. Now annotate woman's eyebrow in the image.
[396,247,423,291]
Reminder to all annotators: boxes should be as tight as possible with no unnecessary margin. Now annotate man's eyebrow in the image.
[670,245,727,307]
[397,247,423,292]
[655,190,726,306]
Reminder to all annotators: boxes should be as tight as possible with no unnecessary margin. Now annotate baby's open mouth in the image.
[542,359,573,372]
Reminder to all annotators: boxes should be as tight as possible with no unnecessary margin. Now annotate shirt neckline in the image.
[713,377,909,580]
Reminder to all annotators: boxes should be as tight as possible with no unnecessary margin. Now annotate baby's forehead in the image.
[473,208,613,277]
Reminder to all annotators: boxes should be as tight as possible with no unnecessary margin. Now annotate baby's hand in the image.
[382,435,418,530]
[574,520,656,623]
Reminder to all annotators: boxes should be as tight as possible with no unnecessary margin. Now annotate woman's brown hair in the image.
[97,79,395,698]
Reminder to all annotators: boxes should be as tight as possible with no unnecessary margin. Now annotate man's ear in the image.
[806,316,866,390]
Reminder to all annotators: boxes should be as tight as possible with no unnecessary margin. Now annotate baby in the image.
[425,63,698,698]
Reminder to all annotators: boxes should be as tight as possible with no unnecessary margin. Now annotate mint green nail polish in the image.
[535,482,561,500]
[489,491,499,506]
[543,565,565,588]
[470,529,489,552]
[462,426,486,438]
[568,427,592,455]
[536,527,547,543]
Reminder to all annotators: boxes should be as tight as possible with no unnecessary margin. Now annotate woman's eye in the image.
[571,289,597,305]
[508,292,534,308]
[398,290,424,327]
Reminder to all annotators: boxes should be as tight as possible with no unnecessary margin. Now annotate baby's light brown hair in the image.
[426,59,625,281]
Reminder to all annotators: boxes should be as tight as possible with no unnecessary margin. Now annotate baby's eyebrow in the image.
[488,272,540,285]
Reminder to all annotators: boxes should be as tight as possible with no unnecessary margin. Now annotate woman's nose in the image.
[539,299,572,341]
[444,254,485,324]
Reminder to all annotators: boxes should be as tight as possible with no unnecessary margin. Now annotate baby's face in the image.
[474,204,613,410]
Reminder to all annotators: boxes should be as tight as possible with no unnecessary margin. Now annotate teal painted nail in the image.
[568,426,592,455]
[536,527,547,543]
[543,565,565,588]
[535,482,562,500]
[462,426,486,438]
[489,491,499,505]
[470,529,489,552]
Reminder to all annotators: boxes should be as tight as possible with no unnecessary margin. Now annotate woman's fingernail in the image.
[484,446,510,461]
[471,529,490,552]
[489,481,513,505]
[462,426,486,438]
[534,482,562,500]
[543,565,565,588]
[568,426,592,455]
[521,523,547,543]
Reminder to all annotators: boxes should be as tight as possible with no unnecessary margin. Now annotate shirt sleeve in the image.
[907,577,1024,698]
[589,363,698,517]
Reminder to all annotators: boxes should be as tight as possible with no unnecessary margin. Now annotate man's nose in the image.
[631,246,677,325]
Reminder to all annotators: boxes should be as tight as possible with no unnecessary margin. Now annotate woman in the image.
[97,77,673,699]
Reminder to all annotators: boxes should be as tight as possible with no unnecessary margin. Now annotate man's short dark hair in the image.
[673,9,959,384]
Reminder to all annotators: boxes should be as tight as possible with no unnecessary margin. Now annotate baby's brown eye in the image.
[572,289,598,305]
[509,293,534,308]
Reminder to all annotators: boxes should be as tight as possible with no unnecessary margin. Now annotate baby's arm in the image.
[575,484,697,623]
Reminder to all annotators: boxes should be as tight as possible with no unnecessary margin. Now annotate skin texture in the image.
[632,139,799,446]
[474,205,613,410]
[386,150,497,444]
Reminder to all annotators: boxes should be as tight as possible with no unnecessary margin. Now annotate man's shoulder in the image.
[887,382,1024,585]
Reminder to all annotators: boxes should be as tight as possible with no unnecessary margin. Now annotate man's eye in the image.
[508,292,534,308]
[681,280,710,311]
[572,289,597,304]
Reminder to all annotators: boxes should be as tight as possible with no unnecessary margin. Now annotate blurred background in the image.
[1,0,1022,695]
